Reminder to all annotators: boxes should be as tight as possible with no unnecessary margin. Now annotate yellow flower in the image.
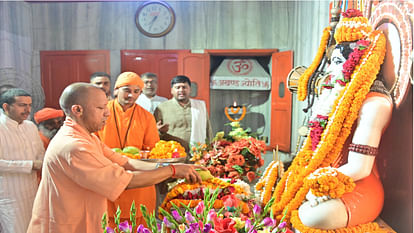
[258,229,271,233]
[232,217,245,230]
[230,121,240,128]
[297,26,331,101]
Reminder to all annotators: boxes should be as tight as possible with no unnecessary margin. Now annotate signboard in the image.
[210,59,271,90]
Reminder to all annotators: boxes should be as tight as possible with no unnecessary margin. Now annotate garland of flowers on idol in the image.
[290,168,380,232]
[255,161,277,191]
[297,26,331,101]
[255,161,284,204]
[270,28,386,227]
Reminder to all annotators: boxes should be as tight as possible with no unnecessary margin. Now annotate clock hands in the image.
[148,15,158,31]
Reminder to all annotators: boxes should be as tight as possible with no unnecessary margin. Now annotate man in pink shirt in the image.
[27,83,203,233]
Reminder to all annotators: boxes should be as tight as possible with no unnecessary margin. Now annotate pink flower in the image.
[221,194,240,209]
[207,210,217,223]
[195,201,205,215]
[213,218,237,233]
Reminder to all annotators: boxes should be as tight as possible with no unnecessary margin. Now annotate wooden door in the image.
[121,50,185,99]
[270,51,293,152]
[40,50,110,108]
[178,53,210,111]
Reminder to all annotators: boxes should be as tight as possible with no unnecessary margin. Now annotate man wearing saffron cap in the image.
[34,107,65,149]
[97,71,160,226]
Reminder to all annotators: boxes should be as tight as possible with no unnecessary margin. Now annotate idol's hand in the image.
[306,190,331,207]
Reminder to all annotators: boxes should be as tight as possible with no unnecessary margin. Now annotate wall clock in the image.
[135,1,176,38]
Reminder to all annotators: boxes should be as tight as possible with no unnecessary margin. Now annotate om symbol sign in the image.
[227,59,253,75]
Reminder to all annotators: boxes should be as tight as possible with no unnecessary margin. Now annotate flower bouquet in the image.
[156,190,293,233]
[192,122,266,183]
[101,188,293,233]
[159,177,252,219]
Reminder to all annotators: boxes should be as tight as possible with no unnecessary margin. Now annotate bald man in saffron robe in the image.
[97,72,160,226]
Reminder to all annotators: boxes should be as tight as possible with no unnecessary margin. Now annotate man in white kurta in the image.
[0,89,44,233]
[136,72,167,114]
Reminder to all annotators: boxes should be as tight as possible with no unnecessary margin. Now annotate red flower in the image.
[228,171,240,179]
[221,194,240,208]
[357,40,370,48]
[246,171,256,182]
[208,166,218,176]
[228,154,245,166]
[225,163,236,172]
[342,9,363,18]
[213,218,237,233]
[258,158,264,166]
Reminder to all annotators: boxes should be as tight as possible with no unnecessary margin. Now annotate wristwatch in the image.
[155,162,170,168]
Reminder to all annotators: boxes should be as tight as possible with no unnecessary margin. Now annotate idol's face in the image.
[117,85,141,109]
[3,96,32,124]
[326,48,347,79]
[171,82,191,103]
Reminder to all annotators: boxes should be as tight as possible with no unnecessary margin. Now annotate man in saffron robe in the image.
[97,71,160,226]
[28,83,203,233]
[34,107,65,149]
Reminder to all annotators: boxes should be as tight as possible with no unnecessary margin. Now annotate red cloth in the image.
[34,107,64,124]
[114,72,144,89]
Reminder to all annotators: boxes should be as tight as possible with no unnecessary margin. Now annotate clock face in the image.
[135,1,175,37]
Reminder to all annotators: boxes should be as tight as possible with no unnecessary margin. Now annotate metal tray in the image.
[141,157,186,163]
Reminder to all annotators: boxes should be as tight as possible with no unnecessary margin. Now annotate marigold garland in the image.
[271,29,386,225]
[255,161,277,191]
[334,10,372,44]
[305,167,355,198]
[255,161,284,205]
[297,26,331,101]
[290,210,382,233]
[160,177,250,219]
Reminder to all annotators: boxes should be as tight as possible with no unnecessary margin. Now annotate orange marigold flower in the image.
[246,171,256,182]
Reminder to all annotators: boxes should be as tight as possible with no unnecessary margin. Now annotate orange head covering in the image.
[114,72,144,89]
[34,107,64,124]
[334,9,372,44]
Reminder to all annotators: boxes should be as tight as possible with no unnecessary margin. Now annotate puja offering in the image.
[191,121,266,183]
[148,140,186,159]
[112,146,148,159]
